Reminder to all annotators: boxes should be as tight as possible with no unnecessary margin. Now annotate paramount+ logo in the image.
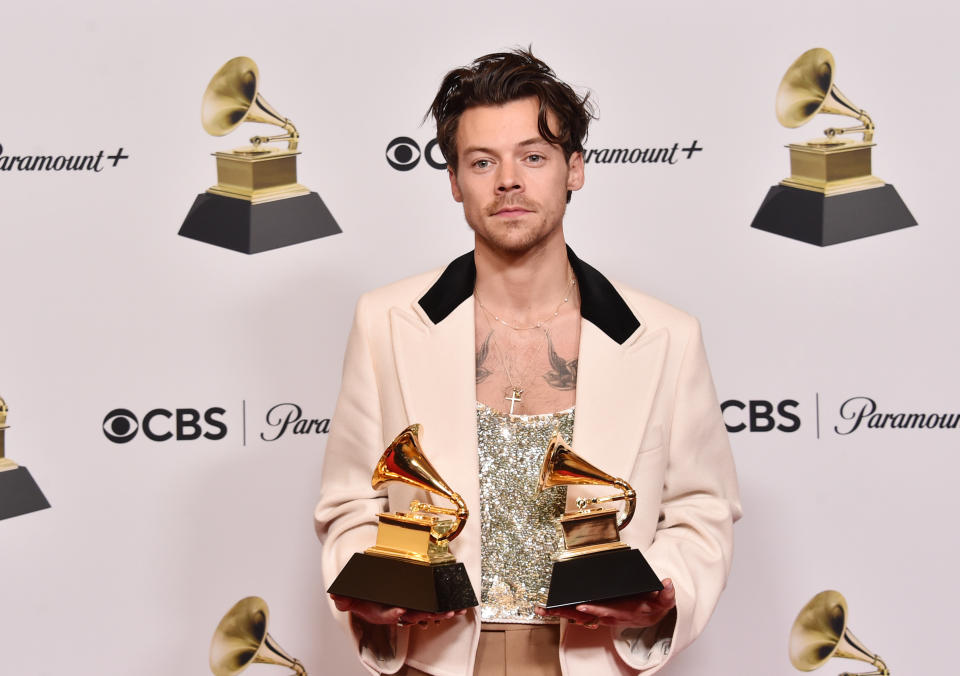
[0,143,130,173]
[102,407,227,443]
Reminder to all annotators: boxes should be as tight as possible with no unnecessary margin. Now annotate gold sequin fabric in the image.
[477,402,574,623]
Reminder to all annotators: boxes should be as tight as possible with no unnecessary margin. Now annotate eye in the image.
[526,153,544,163]
[102,408,139,443]
[473,159,491,169]
[385,137,421,171]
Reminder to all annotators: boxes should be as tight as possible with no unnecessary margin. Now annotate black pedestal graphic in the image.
[751,184,916,246]
[179,192,341,254]
[542,548,662,609]
[328,552,479,613]
[0,466,50,521]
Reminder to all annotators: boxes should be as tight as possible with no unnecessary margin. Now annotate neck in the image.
[473,228,573,323]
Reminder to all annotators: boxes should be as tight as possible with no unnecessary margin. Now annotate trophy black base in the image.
[750,184,916,246]
[327,552,478,613]
[0,466,50,521]
[178,192,341,254]
[542,548,662,609]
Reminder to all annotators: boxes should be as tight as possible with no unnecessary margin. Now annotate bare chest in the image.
[474,309,581,415]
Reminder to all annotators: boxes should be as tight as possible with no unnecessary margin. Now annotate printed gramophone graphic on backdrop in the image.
[0,395,51,521]
[751,47,916,246]
[535,433,661,608]
[790,590,890,676]
[179,56,341,254]
[327,424,479,612]
[210,596,306,676]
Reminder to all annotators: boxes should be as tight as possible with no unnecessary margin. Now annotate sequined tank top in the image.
[476,401,574,623]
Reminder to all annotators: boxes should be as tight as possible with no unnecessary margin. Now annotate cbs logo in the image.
[720,399,800,433]
[385,137,447,171]
[102,407,227,444]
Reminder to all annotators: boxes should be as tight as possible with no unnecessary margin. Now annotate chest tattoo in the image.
[476,331,493,384]
[543,331,578,390]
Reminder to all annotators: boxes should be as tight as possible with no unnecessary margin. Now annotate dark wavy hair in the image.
[428,48,596,179]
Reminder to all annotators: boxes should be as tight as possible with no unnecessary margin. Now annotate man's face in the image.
[448,97,584,256]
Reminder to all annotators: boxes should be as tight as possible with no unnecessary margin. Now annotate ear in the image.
[448,167,463,203]
[566,151,585,192]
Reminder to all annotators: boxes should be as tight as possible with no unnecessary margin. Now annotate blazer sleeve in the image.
[315,295,409,674]
[613,318,742,673]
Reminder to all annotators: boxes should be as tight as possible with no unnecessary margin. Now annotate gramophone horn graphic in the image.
[751,47,915,245]
[179,56,341,254]
[210,596,306,676]
[790,590,890,676]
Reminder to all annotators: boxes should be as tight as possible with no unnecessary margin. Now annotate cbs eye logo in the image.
[102,407,227,444]
[385,137,447,171]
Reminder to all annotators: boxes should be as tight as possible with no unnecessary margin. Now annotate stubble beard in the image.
[468,196,565,257]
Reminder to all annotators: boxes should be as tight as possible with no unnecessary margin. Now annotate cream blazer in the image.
[315,248,742,675]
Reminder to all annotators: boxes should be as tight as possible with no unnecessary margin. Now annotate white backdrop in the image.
[2,1,958,674]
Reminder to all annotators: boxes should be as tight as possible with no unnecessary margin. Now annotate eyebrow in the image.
[518,137,550,148]
[462,137,552,155]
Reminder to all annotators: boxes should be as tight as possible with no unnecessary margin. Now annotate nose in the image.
[496,163,522,193]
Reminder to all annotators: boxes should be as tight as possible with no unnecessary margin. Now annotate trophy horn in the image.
[789,590,889,675]
[372,424,469,543]
[201,56,299,150]
[537,433,637,530]
[210,596,306,676]
[775,47,875,142]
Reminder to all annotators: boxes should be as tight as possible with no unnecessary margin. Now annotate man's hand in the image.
[330,594,467,626]
[533,579,676,629]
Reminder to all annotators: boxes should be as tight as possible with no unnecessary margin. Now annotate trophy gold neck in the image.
[0,430,17,471]
[0,407,15,470]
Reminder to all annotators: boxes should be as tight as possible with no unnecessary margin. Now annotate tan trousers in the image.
[397,623,562,676]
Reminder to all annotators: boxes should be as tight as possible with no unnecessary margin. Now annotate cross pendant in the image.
[505,388,523,415]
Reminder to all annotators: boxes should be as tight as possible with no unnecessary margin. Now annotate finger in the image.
[586,590,660,613]
[370,606,407,624]
[576,603,637,622]
[541,606,599,624]
[656,580,676,609]
[349,601,405,625]
[402,610,456,624]
[330,594,354,612]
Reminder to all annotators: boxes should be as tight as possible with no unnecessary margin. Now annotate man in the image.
[316,49,741,675]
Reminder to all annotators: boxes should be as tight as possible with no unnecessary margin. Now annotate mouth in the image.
[493,207,532,217]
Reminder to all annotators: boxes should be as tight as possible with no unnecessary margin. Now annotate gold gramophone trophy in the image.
[327,424,478,612]
[790,590,890,676]
[210,596,306,676]
[179,56,341,254]
[536,433,661,608]
[0,395,51,521]
[751,47,915,246]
